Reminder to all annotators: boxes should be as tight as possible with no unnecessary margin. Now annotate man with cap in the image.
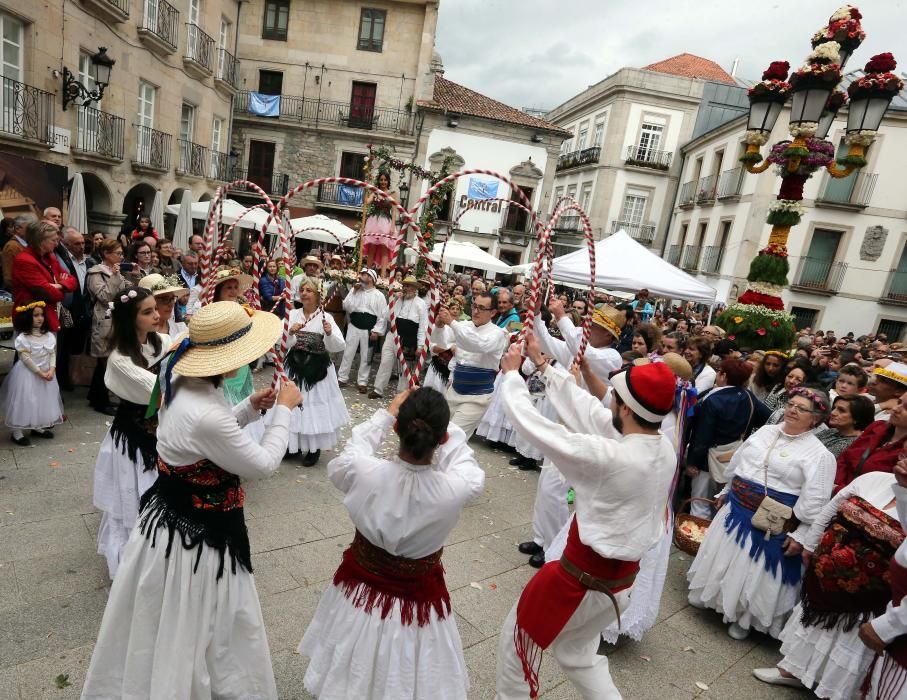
[338,269,388,392]
[290,255,325,303]
[868,361,907,420]
[369,275,428,399]
[495,339,677,699]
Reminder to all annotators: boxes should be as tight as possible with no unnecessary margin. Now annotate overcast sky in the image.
[435,0,904,112]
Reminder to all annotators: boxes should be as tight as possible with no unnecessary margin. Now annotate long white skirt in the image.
[476,374,514,444]
[92,430,158,579]
[0,360,64,429]
[687,505,799,637]
[82,525,277,699]
[284,367,349,454]
[778,602,875,700]
[513,393,556,461]
[299,584,469,700]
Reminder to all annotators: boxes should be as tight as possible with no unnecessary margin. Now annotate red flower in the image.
[849,6,862,20]
[763,61,790,81]
[866,53,897,73]
[831,547,858,569]
[727,335,735,341]
[756,328,767,336]
[771,321,780,327]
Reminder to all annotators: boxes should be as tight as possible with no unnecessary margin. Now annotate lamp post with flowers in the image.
[717,4,903,349]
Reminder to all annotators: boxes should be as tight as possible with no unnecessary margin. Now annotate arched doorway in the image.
[168,187,190,205]
[121,182,156,236]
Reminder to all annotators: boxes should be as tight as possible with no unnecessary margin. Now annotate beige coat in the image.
[86,264,127,357]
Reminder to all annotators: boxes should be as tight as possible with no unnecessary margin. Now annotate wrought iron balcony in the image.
[556,146,601,171]
[316,181,364,207]
[215,48,239,89]
[717,167,745,199]
[816,171,877,209]
[81,0,129,23]
[678,181,696,208]
[74,107,124,160]
[177,139,208,177]
[700,245,723,275]
[208,150,230,180]
[682,245,701,271]
[611,220,655,245]
[230,168,289,196]
[132,125,171,171]
[625,145,672,170]
[138,0,179,52]
[879,270,907,305]
[696,174,717,203]
[667,244,681,266]
[552,215,581,232]
[234,91,414,135]
[184,23,214,75]
[0,76,53,145]
[792,257,848,294]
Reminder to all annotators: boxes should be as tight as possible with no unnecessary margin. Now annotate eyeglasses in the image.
[472,303,493,312]
[157,295,176,304]
[784,401,816,415]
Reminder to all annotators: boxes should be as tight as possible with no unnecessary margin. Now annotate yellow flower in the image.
[733,316,744,324]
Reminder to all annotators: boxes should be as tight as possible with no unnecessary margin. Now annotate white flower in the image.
[830,6,855,22]
[845,130,876,147]
[807,40,841,64]
[789,122,818,138]
[743,130,769,146]
[127,289,137,298]
[768,199,805,215]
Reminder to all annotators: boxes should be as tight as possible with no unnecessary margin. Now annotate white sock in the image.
[11,429,23,440]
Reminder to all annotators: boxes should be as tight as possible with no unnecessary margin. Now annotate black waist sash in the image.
[396,317,419,359]
[110,399,158,472]
[350,311,378,331]
[287,331,331,390]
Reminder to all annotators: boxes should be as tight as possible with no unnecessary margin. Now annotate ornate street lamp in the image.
[62,47,115,111]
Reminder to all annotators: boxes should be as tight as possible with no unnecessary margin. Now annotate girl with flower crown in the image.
[92,287,171,579]
[0,301,64,446]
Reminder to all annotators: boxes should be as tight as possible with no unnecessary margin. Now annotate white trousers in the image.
[532,465,569,548]
[690,470,717,519]
[446,388,493,439]
[495,587,631,699]
[338,325,372,387]
[372,332,407,396]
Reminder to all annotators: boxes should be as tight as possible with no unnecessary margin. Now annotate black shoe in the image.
[93,405,117,416]
[498,442,517,454]
[11,435,30,446]
[509,455,527,466]
[31,429,54,439]
[518,459,540,472]
[301,450,321,467]
[528,552,546,569]
[518,541,543,555]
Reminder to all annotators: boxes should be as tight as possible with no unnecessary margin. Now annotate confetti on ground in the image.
[48,461,60,468]
[683,646,695,652]
[639,655,651,662]
[695,681,709,690]
[489,582,497,590]
[67,448,74,453]
[469,582,482,590]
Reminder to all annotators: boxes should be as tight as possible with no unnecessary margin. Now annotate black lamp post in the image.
[62,47,115,110]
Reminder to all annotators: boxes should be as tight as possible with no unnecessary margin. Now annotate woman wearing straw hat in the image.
[92,288,171,579]
[82,302,302,699]
[282,276,349,467]
[139,273,189,338]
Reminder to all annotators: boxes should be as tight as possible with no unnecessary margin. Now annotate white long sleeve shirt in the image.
[872,482,907,643]
[343,286,388,330]
[501,364,676,561]
[288,308,346,353]
[327,409,485,559]
[557,316,621,381]
[104,332,171,404]
[446,319,508,371]
[378,294,428,348]
[157,377,290,480]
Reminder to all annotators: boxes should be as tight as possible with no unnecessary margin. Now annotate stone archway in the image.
[168,187,190,205]
[122,182,156,235]
[68,171,119,233]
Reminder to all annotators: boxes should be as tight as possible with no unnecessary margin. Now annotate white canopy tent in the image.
[406,239,512,275]
[164,198,277,232]
[67,173,88,234]
[285,214,358,248]
[149,190,165,238]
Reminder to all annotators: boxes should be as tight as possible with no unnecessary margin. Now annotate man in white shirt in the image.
[370,276,428,399]
[338,268,388,392]
[435,291,509,438]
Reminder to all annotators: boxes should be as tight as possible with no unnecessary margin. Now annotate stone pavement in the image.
[0,370,808,699]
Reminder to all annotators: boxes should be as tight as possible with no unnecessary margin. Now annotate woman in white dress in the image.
[299,387,485,700]
[422,298,460,394]
[284,276,349,467]
[82,301,301,699]
[753,471,901,697]
[687,386,837,640]
[139,272,189,337]
[92,287,171,579]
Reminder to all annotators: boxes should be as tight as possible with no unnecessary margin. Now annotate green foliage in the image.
[766,209,802,227]
[715,304,797,351]
[837,154,867,168]
[747,253,790,286]
[739,152,763,164]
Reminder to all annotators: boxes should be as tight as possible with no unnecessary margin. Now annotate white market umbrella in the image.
[407,239,512,275]
[149,190,165,238]
[165,198,277,232]
[67,173,88,234]
[286,214,358,248]
[172,190,194,253]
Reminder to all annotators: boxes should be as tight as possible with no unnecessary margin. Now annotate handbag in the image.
[58,304,74,329]
[750,432,794,539]
[707,390,755,484]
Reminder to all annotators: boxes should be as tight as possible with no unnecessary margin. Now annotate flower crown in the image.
[15,300,45,313]
[150,275,182,293]
[108,289,138,311]
[789,386,829,414]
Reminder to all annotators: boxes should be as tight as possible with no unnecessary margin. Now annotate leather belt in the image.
[559,555,637,630]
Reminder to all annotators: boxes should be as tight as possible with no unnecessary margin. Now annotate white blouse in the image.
[328,409,485,559]
[342,287,388,328]
[14,331,56,372]
[288,308,346,353]
[872,482,907,643]
[105,332,171,405]
[446,319,508,371]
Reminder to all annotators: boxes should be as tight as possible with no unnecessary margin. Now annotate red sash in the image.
[514,517,639,697]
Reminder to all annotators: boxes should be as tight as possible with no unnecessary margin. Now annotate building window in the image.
[579,182,592,210]
[258,70,283,96]
[592,116,606,146]
[878,319,907,343]
[262,0,289,41]
[180,103,195,143]
[248,140,276,192]
[799,228,842,288]
[339,151,366,180]
[566,184,577,202]
[552,186,563,213]
[790,307,819,331]
[636,122,663,158]
[0,12,23,83]
[560,138,573,154]
[357,8,386,52]
[349,81,377,129]
[576,122,589,150]
[619,194,646,226]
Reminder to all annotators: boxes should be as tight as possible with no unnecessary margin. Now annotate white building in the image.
[666,78,907,339]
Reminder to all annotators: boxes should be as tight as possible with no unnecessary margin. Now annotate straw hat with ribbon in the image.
[139,273,189,299]
[211,267,253,296]
[591,304,626,338]
[401,275,418,287]
[301,255,323,270]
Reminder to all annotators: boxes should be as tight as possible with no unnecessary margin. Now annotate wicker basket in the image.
[673,498,715,556]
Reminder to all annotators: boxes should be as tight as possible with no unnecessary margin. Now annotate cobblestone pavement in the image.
[0,367,806,699]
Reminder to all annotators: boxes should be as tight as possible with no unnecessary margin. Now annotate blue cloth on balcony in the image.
[337,185,363,206]
[248,92,280,117]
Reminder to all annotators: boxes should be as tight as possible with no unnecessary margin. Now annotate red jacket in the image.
[834,419,906,492]
[11,247,77,332]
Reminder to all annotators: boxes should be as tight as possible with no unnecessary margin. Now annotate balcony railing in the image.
[185,23,214,72]
[881,270,907,305]
[696,174,718,203]
[208,150,230,180]
[678,181,696,207]
[625,145,672,170]
[133,125,171,170]
[667,244,681,266]
[0,76,53,144]
[230,168,290,196]
[75,107,124,160]
[317,181,364,207]
[140,0,179,50]
[700,245,723,275]
[552,215,581,232]
[792,257,848,294]
[102,0,129,14]
[682,245,701,271]
[817,171,877,208]
[235,91,414,135]
[556,146,601,171]
[177,139,208,177]
[83,0,130,20]
[717,166,745,199]
[611,220,655,245]
[215,48,239,88]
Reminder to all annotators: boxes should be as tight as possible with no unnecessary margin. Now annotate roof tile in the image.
[642,53,736,85]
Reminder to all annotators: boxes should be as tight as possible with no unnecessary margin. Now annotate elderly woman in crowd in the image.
[631,322,662,360]
[814,394,875,458]
[10,220,76,332]
[750,350,788,402]
[688,386,837,640]
[156,239,180,276]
